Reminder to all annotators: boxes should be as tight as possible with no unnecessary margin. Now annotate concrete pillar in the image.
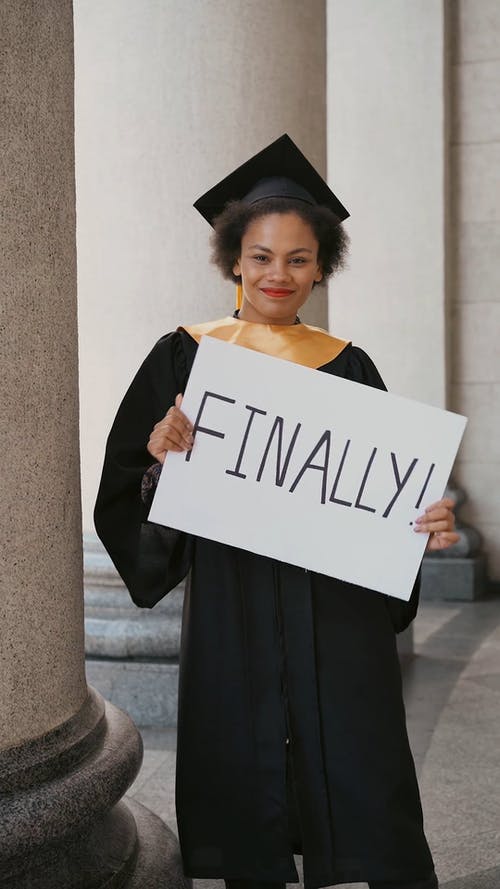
[327,0,448,408]
[0,4,187,885]
[75,0,328,532]
[327,1,450,641]
[0,0,86,754]
[448,0,500,582]
[75,0,329,720]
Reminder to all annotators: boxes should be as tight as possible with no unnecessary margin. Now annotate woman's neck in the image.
[234,308,300,326]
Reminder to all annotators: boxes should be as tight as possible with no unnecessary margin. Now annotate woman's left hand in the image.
[414,497,459,552]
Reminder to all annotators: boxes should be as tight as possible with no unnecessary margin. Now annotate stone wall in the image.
[449,0,500,580]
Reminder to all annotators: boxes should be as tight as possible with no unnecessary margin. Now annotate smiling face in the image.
[232,212,323,325]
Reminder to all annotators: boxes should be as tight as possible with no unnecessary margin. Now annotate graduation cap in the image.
[193,133,349,227]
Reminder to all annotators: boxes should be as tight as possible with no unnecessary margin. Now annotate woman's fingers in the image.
[412,496,459,553]
[164,399,193,440]
[414,498,456,532]
[149,429,186,457]
[148,423,192,457]
[426,530,460,552]
[147,394,194,461]
[415,510,451,531]
[157,416,193,447]
[417,518,450,533]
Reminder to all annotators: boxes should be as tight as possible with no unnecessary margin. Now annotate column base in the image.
[421,555,488,601]
[0,687,189,889]
[125,797,187,889]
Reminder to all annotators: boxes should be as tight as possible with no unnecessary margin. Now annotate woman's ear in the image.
[233,258,241,277]
[314,265,323,283]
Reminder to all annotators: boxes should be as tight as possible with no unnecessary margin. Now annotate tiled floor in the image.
[127,598,500,888]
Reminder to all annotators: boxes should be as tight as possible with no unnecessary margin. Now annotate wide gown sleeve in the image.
[94,332,194,608]
[344,346,421,634]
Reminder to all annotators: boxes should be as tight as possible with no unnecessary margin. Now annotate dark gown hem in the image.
[181,866,299,883]
[182,865,435,889]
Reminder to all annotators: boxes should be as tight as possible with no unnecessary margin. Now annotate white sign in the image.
[149,336,467,600]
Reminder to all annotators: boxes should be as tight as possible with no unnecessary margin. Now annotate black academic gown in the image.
[94,329,434,889]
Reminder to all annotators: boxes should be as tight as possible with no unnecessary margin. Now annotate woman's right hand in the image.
[147,393,193,464]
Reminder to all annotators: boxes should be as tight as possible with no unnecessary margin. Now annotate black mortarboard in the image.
[193,133,349,227]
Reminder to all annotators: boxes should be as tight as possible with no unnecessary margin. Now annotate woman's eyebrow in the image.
[247,244,313,254]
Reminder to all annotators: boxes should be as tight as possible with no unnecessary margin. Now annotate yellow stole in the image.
[179,316,350,370]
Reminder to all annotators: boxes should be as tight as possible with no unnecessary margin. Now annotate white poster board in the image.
[149,336,467,600]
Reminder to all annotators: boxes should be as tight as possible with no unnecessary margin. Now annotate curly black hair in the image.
[210,196,349,284]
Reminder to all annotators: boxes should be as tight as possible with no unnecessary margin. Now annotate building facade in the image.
[75,0,499,577]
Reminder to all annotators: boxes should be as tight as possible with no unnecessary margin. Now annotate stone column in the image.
[0,3,187,885]
[74,0,328,532]
[448,0,500,584]
[75,0,329,715]
[327,0,448,408]
[327,1,452,646]
[0,0,86,752]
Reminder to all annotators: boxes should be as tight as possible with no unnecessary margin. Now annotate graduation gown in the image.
[94,323,434,889]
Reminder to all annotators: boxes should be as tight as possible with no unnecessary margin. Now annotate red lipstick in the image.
[261,288,294,298]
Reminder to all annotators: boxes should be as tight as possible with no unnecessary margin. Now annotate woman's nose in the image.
[268,260,290,281]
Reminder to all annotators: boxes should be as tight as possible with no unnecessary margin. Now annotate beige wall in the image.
[75,0,327,532]
[449,0,500,578]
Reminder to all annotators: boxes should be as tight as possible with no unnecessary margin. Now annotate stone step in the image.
[85,659,179,727]
[85,615,181,659]
[83,533,183,725]
[84,552,125,587]
[83,532,184,659]
[85,585,184,618]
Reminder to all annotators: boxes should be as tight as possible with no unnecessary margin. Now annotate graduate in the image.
[94,135,458,889]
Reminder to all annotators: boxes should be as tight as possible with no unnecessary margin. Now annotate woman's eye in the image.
[250,254,308,265]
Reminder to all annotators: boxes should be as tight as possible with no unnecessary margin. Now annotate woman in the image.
[94,135,457,889]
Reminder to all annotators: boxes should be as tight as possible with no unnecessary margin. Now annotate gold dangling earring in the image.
[236,282,242,311]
